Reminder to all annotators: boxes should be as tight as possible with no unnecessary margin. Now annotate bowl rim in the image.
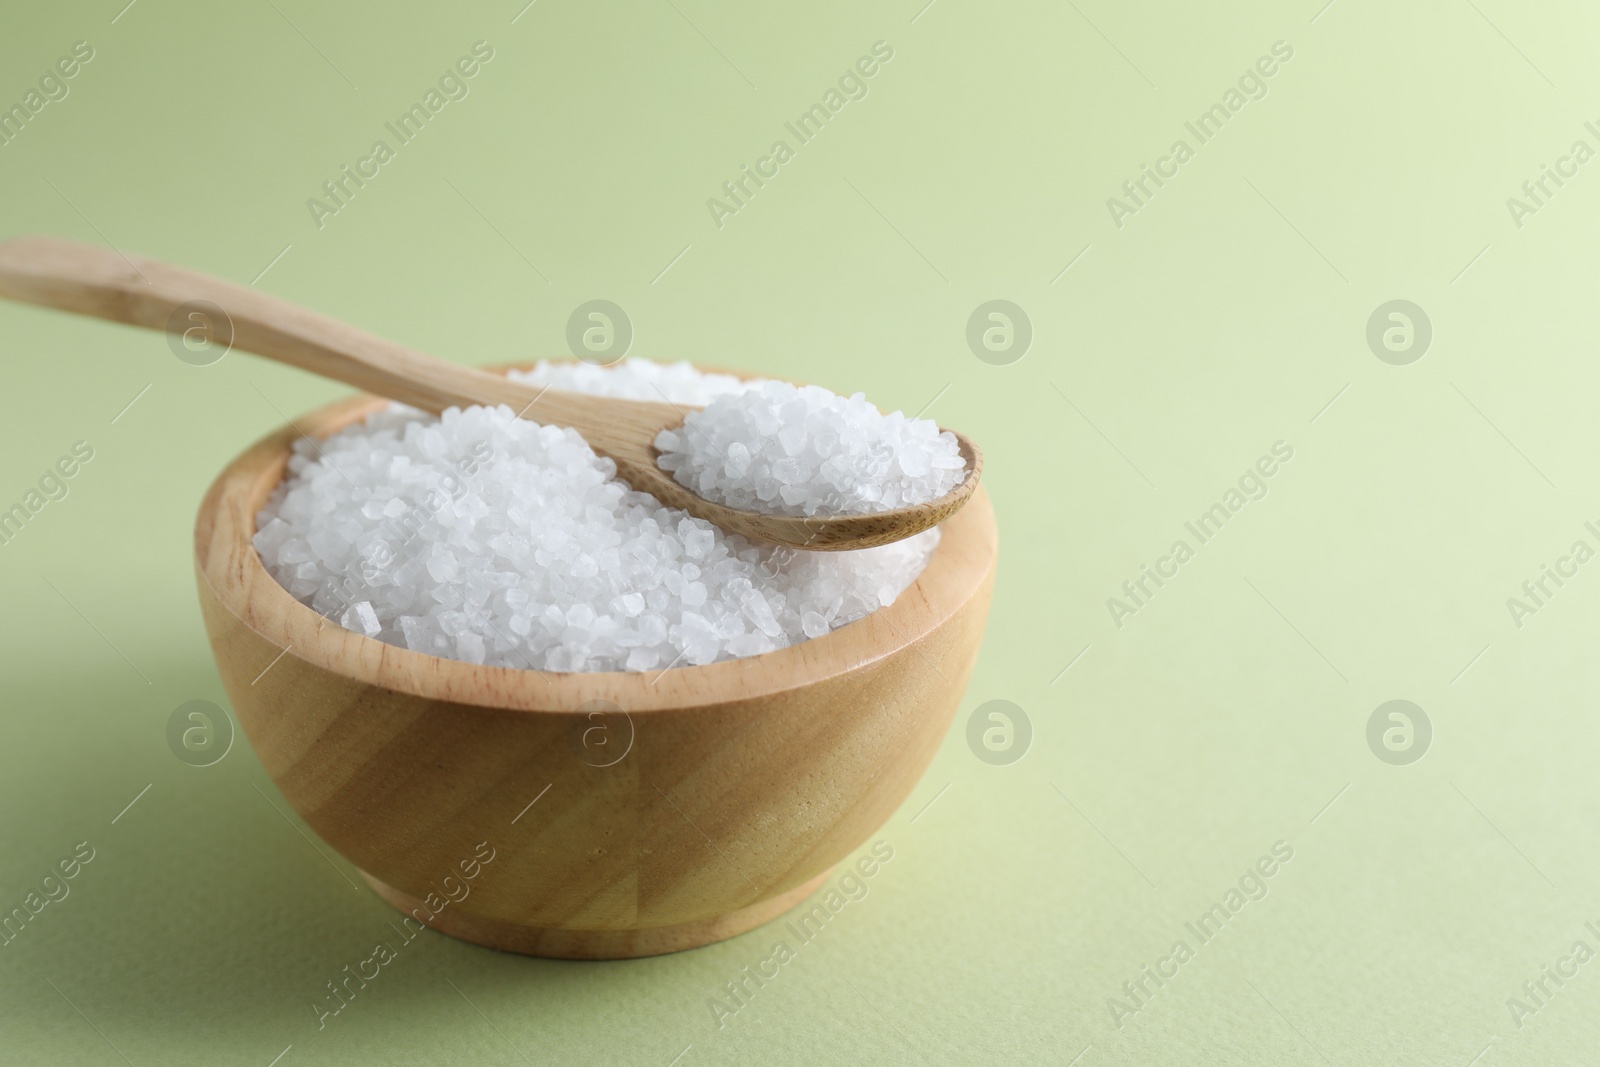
[194,361,997,714]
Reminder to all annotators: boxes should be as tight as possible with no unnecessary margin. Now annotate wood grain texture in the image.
[193,371,998,958]
[0,234,982,550]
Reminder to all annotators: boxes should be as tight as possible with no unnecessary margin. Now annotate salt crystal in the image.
[341,601,382,637]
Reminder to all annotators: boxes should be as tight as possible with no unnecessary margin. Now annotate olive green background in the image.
[3,0,1599,1063]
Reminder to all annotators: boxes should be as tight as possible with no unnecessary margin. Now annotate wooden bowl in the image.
[193,366,997,959]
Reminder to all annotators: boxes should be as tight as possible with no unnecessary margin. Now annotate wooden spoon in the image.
[0,235,981,550]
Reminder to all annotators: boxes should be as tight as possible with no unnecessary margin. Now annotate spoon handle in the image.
[0,234,686,439]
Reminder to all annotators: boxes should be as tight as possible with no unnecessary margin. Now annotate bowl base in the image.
[358,867,837,960]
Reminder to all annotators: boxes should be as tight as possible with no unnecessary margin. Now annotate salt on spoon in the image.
[655,380,967,518]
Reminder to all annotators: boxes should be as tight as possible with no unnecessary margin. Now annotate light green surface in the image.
[2,0,1598,1063]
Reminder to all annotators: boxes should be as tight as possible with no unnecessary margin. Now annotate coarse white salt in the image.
[252,360,940,673]
[513,357,750,405]
[654,380,966,517]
